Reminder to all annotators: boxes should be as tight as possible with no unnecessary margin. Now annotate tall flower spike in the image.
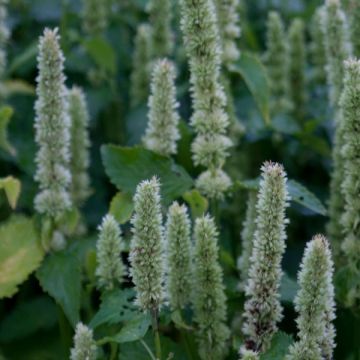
[130,24,152,108]
[243,162,289,353]
[70,322,97,360]
[286,235,335,360]
[323,0,352,106]
[165,202,192,310]
[68,86,91,205]
[288,18,306,119]
[0,0,9,79]
[265,12,292,114]
[129,177,165,311]
[81,0,108,36]
[350,0,360,57]
[339,58,360,307]
[237,191,257,291]
[96,214,125,291]
[192,215,230,360]
[34,28,71,218]
[180,0,232,200]
[148,0,173,57]
[310,7,327,84]
[143,59,180,156]
[215,0,241,65]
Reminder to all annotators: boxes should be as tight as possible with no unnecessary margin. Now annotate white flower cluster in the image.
[70,323,97,360]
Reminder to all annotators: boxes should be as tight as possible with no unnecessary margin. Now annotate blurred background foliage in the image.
[0,0,359,359]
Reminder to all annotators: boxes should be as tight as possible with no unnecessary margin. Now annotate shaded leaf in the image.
[0,216,44,298]
[261,332,293,359]
[171,310,193,331]
[182,189,208,218]
[84,37,116,74]
[101,145,193,204]
[109,192,134,224]
[229,52,270,124]
[0,106,16,155]
[0,176,21,209]
[280,273,299,303]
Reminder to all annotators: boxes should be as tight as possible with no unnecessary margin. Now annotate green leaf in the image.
[280,273,299,303]
[229,52,270,124]
[0,106,16,155]
[0,216,45,298]
[2,79,35,97]
[90,288,137,329]
[36,249,81,327]
[109,192,134,224]
[84,36,116,74]
[101,145,193,204]
[0,176,21,209]
[0,296,57,342]
[261,332,293,359]
[287,180,327,216]
[236,178,326,216]
[7,41,37,75]
[108,313,151,343]
[171,310,193,331]
[182,189,208,218]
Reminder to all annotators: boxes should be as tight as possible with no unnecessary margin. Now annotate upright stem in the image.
[57,305,72,357]
[211,199,220,228]
[151,308,162,360]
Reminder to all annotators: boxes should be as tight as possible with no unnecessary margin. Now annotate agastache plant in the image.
[130,24,152,108]
[68,86,91,205]
[34,28,72,219]
[350,0,360,57]
[264,11,292,114]
[193,215,230,360]
[0,0,9,80]
[143,59,180,156]
[310,7,327,84]
[215,0,241,65]
[286,235,335,360]
[242,162,289,353]
[288,18,306,118]
[165,202,192,310]
[240,349,259,360]
[237,191,257,291]
[148,0,173,57]
[179,0,232,200]
[95,214,125,291]
[81,0,108,36]
[70,323,97,360]
[339,59,360,307]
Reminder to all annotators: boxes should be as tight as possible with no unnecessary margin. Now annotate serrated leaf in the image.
[84,36,116,74]
[280,273,299,303]
[0,216,45,298]
[261,332,293,360]
[229,52,270,124]
[0,106,16,155]
[109,192,134,224]
[0,296,57,342]
[183,189,208,218]
[90,288,137,329]
[101,145,193,204]
[36,249,81,327]
[0,176,21,209]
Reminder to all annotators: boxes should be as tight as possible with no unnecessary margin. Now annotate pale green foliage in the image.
[265,12,292,114]
[349,0,360,57]
[310,7,327,83]
[0,0,9,79]
[70,322,97,360]
[237,191,257,291]
[148,0,173,57]
[339,59,360,307]
[143,59,180,156]
[239,348,259,360]
[323,0,352,106]
[68,86,91,205]
[82,0,108,36]
[243,162,289,353]
[179,0,232,200]
[96,214,125,291]
[165,202,192,310]
[129,177,165,311]
[216,0,241,65]
[130,24,152,108]
[193,215,230,359]
[288,18,306,117]
[34,28,72,218]
[286,235,335,360]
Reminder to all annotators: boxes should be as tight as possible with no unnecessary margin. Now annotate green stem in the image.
[140,339,157,360]
[211,199,220,228]
[110,342,118,360]
[57,305,72,357]
[151,308,162,360]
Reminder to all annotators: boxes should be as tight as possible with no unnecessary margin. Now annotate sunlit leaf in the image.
[0,176,21,209]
